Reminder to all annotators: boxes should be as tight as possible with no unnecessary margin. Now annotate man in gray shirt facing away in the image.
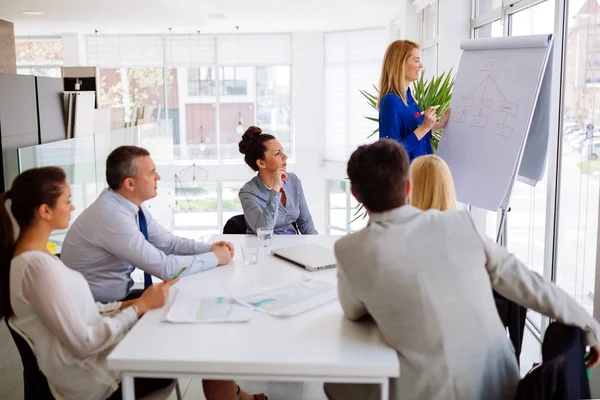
[61,146,233,302]
[324,139,600,400]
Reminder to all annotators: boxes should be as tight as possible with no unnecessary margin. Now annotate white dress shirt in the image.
[10,251,139,400]
[60,189,218,302]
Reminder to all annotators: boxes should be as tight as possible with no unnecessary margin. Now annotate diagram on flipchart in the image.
[452,57,519,140]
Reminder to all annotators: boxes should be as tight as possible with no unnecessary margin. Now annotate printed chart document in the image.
[235,278,337,317]
[166,287,253,323]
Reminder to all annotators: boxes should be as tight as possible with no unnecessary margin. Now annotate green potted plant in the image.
[352,69,455,222]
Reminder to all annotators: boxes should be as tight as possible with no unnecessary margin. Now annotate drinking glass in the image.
[241,244,259,265]
[257,227,273,247]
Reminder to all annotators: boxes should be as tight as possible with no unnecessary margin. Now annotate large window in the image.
[472,0,600,336]
[471,0,557,334]
[505,0,555,332]
[324,28,388,161]
[187,67,216,96]
[220,66,248,96]
[87,34,292,163]
[326,180,368,235]
[173,180,244,242]
[15,36,63,77]
[97,67,174,131]
[182,65,291,161]
[87,33,292,241]
[557,0,600,317]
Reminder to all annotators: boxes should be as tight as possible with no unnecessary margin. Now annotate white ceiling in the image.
[0,0,401,35]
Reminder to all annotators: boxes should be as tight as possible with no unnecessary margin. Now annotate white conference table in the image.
[107,234,400,400]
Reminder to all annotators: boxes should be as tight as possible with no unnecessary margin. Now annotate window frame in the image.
[172,180,245,234]
[325,179,368,235]
[421,0,440,77]
[471,0,552,36]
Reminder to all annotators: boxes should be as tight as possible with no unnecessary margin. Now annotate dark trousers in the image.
[107,378,174,399]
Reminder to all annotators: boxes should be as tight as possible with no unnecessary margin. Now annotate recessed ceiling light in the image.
[21,11,46,16]
[208,13,227,20]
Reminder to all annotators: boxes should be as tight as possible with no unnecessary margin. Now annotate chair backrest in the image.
[223,214,248,234]
[515,322,590,400]
[5,318,57,400]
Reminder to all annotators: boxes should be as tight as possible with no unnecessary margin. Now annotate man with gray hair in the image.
[61,145,234,302]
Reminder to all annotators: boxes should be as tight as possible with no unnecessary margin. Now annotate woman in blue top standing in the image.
[378,40,450,162]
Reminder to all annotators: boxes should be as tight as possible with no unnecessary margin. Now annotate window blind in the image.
[324,28,388,161]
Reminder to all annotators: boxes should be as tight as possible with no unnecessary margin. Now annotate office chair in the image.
[223,214,247,234]
[7,318,182,400]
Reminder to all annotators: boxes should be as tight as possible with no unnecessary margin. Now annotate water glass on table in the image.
[257,227,273,247]
[241,244,259,266]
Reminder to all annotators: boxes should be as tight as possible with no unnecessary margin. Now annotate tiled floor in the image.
[0,321,541,400]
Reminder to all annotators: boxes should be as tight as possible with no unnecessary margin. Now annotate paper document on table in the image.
[234,278,337,317]
[166,288,253,323]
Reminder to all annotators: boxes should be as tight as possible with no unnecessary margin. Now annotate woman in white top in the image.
[0,167,267,400]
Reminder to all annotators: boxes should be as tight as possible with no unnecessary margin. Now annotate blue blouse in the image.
[379,89,432,161]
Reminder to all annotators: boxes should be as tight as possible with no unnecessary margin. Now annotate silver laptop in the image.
[271,243,337,271]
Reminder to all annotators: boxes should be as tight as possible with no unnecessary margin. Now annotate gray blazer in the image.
[331,205,600,400]
[238,173,317,235]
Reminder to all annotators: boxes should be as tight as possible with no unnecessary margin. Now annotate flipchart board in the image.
[436,34,553,211]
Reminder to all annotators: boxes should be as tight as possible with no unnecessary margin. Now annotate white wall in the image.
[61,33,87,66]
[393,0,421,41]
[438,0,471,73]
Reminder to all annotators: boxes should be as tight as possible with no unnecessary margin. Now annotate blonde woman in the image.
[409,154,457,211]
[378,40,451,161]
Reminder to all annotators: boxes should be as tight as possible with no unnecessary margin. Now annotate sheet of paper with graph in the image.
[234,278,337,317]
[166,288,254,323]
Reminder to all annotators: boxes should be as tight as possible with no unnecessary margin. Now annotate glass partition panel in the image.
[17,135,97,249]
[93,126,142,195]
[16,122,174,250]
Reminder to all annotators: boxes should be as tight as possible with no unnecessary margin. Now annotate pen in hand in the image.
[414,105,440,119]
[170,266,187,281]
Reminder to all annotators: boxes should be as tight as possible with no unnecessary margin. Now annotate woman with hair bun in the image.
[238,126,317,235]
